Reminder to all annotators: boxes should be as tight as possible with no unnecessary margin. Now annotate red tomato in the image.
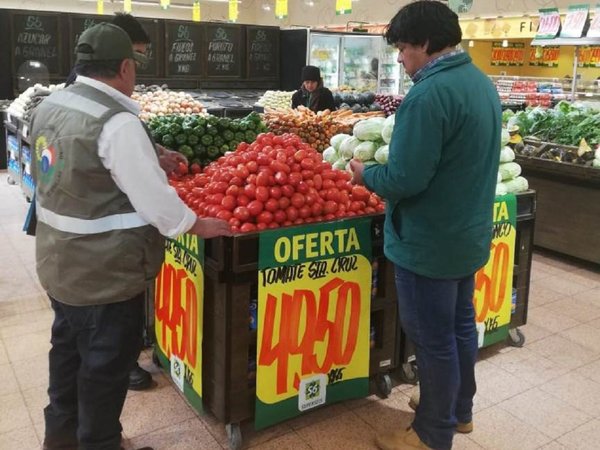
[257,211,274,224]
[274,171,288,185]
[229,176,243,187]
[324,213,335,221]
[322,179,336,190]
[190,163,202,174]
[299,205,312,219]
[368,194,379,207]
[267,222,279,229]
[240,222,257,233]
[264,198,279,212]
[326,189,340,202]
[281,184,295,198]
[256,222,268,231]
[324,201,338,214]
[226,185,240,196]
[351,185,371,202]
[228,217,241,228]
[244,184,257,199]
[365,206,377,214]
[236,194,250,207]
[247,200,264,217]
[293,218,304,225]
[255,186,269,202]
[296,182,309,194]
[257,153,271,166]
[278,196,291,209]
[313,174,323,190]
[300,159,315,170]
[288,172,303,186]
[311,203,323,217]
[246,160,258,173]
[256,171,270,187]
[216,210,232,221]
[221,195,236,211]
[177,162,189,175]
[269,186,282,199]
[294,149,307,162]
[286,206,299,221]
[291,193,305,208]
[233,206,250,222]
[273,210,287,224]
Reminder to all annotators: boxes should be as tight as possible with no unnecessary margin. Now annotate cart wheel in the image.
[152,350,161,368]
[375,374,393,399]
[400,362,419,385]
[508,328,525,348]
[225,423,242,450]
[7,176,16,185]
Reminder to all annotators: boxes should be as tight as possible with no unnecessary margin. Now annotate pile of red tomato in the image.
[170,132,385,233]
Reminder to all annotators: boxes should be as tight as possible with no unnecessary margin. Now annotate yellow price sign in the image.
[275,0,288,19]
[255,219,372,429]
[155,235,204,409]
[336,0,352,15]
[123,0,132,13]
[97,0,104,15]
[229,0,238,22]
[192,1,201,22]
[473,195,516,348]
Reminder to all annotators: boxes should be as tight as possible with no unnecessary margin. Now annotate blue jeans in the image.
[44,294,144,450]
[395,265,478,450]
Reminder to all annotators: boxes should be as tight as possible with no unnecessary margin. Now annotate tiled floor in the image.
[1,170,600,450]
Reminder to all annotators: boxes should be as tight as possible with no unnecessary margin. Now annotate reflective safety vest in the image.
[30,82,165,306]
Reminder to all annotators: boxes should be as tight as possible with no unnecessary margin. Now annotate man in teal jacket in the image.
[351,2,501,449]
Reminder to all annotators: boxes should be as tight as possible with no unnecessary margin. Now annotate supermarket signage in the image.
[229,0,238,22]
[123,0,132,13]
[578,46,600,67]
[96,0,104,14]
[529,46,560,67]
[535,8,561,39]
[192,1,201,22]
[560,4,589,38]
[155,235,204,412]
[336,0,352,16]
[473,195,516,348]
[275,0,288,19]
[491,42,525,66]
[255,218,372,430]
[588,5,600,38]
[460,17,540,39]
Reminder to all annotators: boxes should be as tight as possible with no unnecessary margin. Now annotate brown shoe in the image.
[408,391,474,434]
[376,427,432,450]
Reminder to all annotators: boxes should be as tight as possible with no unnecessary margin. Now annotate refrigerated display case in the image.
[341,35,380,92]
[378,44,400,95]
[308,33,341,90]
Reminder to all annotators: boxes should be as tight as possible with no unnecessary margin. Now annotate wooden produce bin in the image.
[200,214,398,448]
[515,150,600,265]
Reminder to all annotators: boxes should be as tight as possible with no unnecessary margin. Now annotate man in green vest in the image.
[31,23,230,450]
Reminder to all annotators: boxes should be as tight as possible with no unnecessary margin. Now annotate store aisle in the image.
[1,170,600,450]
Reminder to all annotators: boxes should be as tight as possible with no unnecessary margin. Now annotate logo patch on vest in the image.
[35,134,64,194]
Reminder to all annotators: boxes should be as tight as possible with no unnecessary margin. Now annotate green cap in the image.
[76,22,147,65]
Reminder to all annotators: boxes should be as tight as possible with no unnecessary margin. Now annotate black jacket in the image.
[291,86,335,113]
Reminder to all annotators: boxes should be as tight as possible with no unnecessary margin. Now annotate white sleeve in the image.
[97,112,197,238]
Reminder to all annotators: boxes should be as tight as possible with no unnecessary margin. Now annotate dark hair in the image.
[112,13,150,45]
[384,1,462,55]
[75,59,125,78]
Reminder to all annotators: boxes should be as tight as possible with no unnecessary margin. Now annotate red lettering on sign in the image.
[155,263,199,367]
[473,241,510,323]
[259,277,361,395]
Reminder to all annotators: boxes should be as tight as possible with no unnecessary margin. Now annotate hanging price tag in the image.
[160,0,170,9]
[97,0,104,14]
[275,0,288,19]
[588,5,600,37]
[560,4,589,38]
[229,0,238,22]
[336,0,352,15]
[535,8,561,39]
[124,0,132,13]
[192,1,201,22]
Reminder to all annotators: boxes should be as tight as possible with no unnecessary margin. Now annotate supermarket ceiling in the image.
[0,0,590,27]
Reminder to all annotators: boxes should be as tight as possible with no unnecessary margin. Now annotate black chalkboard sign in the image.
[166,21,203,77]
[205,24,242,78]
[11,12,62,76]
[137,19,160,77]
[69,15,104,67]
[246,26,279,79]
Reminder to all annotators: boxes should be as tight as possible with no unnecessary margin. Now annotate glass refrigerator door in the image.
[309,34,341,90]
[378,42,400,95]
[341,35,381,92]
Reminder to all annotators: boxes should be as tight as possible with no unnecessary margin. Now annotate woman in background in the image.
[291,65,335,112]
